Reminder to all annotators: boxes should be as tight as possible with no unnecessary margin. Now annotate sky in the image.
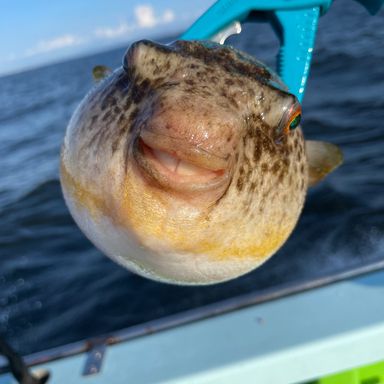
[0,0,216,76]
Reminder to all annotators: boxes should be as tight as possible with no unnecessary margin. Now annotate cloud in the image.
[135,5,174,28]
[162,10,175,23]
[95,5,175,40]
[25,34,84,57]
[135,5,157,28]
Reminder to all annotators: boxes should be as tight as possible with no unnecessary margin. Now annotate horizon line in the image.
[0,30,182,80]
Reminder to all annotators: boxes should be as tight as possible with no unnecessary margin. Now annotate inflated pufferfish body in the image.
[60,40,342,285]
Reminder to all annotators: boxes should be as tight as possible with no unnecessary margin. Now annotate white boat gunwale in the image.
[1,258,384,378]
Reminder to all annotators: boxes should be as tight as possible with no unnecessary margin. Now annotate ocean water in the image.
[1,0,383,355]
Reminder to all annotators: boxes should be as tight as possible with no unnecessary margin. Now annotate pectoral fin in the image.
[306,140,343,187]
[92,65,112,82]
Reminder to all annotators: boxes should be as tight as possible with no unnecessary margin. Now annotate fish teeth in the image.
[176,160,205,176]
[152,147,208,176]
[152,148,179,172]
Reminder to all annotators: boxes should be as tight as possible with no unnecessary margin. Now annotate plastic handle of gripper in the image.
[180,0,332,41]
[180,0,381,102]
[180,1,250,41]
[180,1,325,102]
[274,7,320,102]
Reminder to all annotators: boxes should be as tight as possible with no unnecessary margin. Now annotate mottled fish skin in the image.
[61,40,307,285]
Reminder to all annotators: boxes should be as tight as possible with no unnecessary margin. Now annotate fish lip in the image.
[139,129,231,171]
[132,134,231,194]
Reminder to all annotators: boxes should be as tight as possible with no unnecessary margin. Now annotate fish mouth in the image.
[133,130,231,193]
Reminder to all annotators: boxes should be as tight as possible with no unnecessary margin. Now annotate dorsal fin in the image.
[306,140,343,187]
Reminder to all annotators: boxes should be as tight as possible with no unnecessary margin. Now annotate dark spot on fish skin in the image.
[131,78,151,104]
[102,110,113,122]
[261,135,277,156]
[153,66,162,76]
[85,115,98,131]
[244,115,258,139]
[128,107,139,131]
[247,88,256,98]
[185,79,195,86]
[196,71,205,79]
[282,157,290,168]
[271,161,280,175]
[261,163,269,173]
[216,100,231,110]
[236,177,244,192]
[163,79,181,88]
[111,140,119,153]
[253,143,262,163]
[124,93,133,110]
[184,86,197,95]
[298,144,304,158]
[110,112,133,154]
[245,161,253,179]
[200,89,213,98]
[259,194,268,210]
[151,77,164,88]
[117,112,126,126]
[225,78,235,86]
[220,88,237,109]
[100,94,117,111]
[81,134,97,158]
[87,124,110,155]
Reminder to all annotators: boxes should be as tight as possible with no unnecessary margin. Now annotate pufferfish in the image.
[60,40,342,285]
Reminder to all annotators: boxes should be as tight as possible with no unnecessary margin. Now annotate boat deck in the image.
[1,266,384,384]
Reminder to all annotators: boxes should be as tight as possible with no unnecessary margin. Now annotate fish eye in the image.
[277,100,302,136]
[287,105,302,132]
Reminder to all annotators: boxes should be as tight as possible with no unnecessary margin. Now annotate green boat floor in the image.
[307,360,384,384]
